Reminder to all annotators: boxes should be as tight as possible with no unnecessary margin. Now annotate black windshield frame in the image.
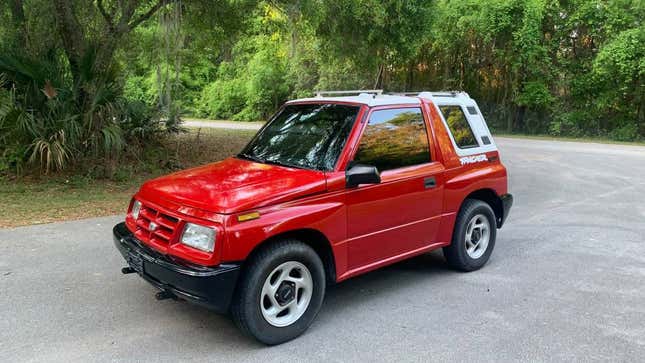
[238,103,361,171]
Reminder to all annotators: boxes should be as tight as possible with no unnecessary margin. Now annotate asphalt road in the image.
[2,138,645,362]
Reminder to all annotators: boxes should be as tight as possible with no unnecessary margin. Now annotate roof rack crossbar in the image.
[314,89,383,97]
[429,91,460,97]
[388,90,468,97]
[389,92,421,96]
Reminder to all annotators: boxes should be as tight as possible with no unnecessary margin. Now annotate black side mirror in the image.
[346,163,381,188]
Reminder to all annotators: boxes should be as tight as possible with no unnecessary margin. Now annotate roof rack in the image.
[314,89,383,97]
[389,91,468,98]
[389,92,422,96]
[427,91,462,97]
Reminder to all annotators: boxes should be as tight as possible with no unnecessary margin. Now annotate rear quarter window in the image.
[439,105,479,149]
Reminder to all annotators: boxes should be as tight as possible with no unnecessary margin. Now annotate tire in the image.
[443,199,497,272]
[230,239,326,345]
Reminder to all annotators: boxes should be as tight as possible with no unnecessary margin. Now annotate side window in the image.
[353,108,430,171]
[439,106,479,149]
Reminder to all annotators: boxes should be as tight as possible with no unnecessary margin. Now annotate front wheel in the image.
[443,199,497,271]
[231,239,325,345]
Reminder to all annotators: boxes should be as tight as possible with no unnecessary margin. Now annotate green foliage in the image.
[1,0,644,179]
[549,111,585,137]
[198,74,247,120]
[0,52,173,175]
[0,0,186,176]
[516,81,554,108]
[591,26,644,137]
[196,5,292,120]
[609,123,639,142]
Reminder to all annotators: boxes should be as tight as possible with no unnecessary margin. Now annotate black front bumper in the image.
[113,222,240,313]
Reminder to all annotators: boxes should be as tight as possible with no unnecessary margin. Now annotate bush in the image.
[0,53,176,176]
[609,123,639,142]
[198,75,248,119]
[549,111,586,138]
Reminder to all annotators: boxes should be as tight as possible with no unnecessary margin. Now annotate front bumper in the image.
[113,222,240,313]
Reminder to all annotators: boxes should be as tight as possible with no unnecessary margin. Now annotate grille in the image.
[133,204,180,247]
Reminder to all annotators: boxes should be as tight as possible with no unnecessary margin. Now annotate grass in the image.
[0,178,142,228]
[494,133,645,146]
[0,127,256,228]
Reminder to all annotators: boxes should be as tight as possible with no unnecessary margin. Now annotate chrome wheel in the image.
[465,214,490,259]
[260,261,313,327]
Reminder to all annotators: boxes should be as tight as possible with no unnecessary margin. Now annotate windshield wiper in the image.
[262,159,309,170]
[237,152,265,164]
[238,152,312,170]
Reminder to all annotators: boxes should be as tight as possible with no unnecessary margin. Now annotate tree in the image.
[309,0,432,89]
[2,0,645,177]
[49,0,178,107]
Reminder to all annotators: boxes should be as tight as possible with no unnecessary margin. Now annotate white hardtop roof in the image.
[286,90,473,107]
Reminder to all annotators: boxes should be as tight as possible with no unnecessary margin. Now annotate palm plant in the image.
[0,52,129,174]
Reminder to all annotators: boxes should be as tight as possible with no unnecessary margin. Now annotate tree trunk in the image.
[515,105,526,132]
[93,37,120,80]
[405,62,414,91]
[504,69,513,132]
[52,0,87,88]
[374,63,384,89]
[9,0,27,48]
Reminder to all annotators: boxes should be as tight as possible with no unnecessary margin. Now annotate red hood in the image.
[138,157,327,214]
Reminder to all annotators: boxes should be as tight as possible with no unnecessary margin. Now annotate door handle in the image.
[424,176,436,189]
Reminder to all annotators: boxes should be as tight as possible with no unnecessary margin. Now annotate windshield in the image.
[239,103,360,171]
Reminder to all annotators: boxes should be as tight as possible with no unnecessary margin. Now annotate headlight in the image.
[131,200,142,220]
[180,223,216,252]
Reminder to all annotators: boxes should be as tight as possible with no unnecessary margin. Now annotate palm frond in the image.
[28,129,70,173]
[100,124,125,154]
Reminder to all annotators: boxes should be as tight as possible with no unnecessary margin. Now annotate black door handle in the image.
[424,176,436,189]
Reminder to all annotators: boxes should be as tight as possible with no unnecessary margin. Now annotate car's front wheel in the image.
[231,239,325,345]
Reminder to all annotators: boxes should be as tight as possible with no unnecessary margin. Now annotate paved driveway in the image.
[182,119,264,130]
[1,138,645,362]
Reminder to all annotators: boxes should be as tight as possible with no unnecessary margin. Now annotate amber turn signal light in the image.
[237,211,260,222]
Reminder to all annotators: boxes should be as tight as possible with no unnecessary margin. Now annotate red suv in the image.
[113,90,513,344]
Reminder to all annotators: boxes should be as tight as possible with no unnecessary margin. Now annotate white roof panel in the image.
[287,91,473,107]
[287,94,421,107]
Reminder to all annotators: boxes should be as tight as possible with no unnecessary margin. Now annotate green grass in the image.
[0,127,256,228]
[494,133,645,146]
[0,177,142,228]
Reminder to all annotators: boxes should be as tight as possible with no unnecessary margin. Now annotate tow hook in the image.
[155,290,179,301]
[121,267,136,274]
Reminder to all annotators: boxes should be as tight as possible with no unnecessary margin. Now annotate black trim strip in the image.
[499,194,513,228]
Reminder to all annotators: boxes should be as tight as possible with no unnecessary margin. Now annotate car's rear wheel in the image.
[443,199,497,271]
[231,239,325,345]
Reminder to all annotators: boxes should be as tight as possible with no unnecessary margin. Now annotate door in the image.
[346,107,444,269]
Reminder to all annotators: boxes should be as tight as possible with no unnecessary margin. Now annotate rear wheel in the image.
[443,199,497,271]
[231,239,325,345]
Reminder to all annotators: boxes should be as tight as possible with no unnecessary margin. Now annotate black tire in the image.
[443,199,497,271]
[230,239,326,345]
